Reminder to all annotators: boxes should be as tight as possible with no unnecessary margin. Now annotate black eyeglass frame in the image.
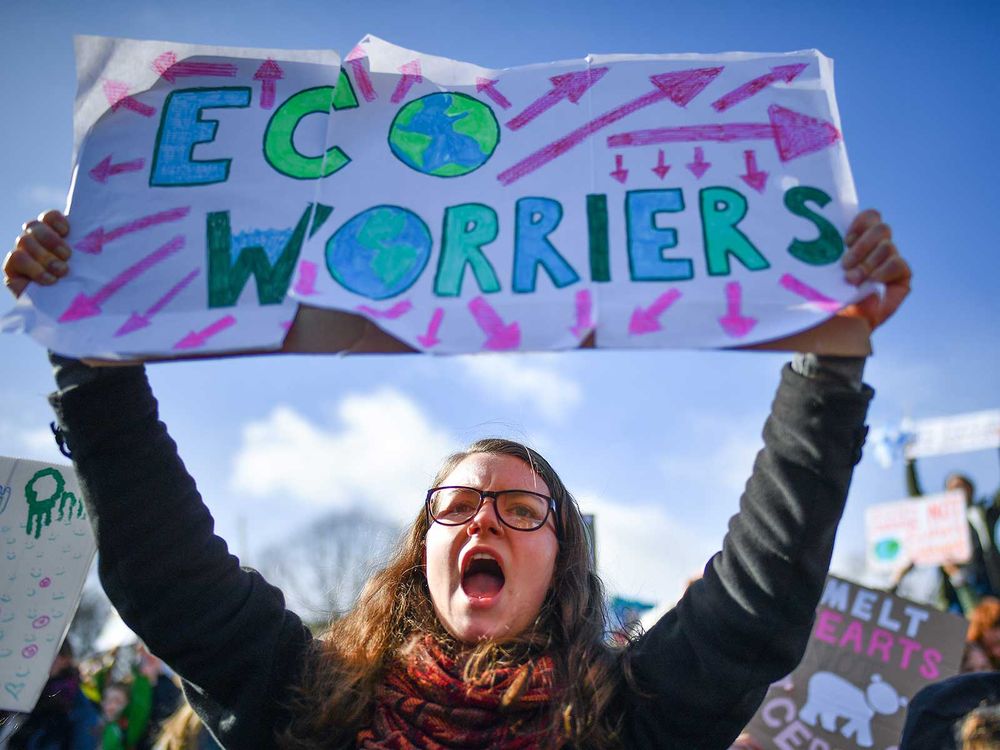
[425,485,561,536]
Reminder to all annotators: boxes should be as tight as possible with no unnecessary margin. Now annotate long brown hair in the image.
[279,438,627,748]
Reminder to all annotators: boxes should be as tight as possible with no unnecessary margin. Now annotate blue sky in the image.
[1,1,998,609]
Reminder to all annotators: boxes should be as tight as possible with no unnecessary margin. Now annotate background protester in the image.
[966,598,1000,670]
[7,641,100,750]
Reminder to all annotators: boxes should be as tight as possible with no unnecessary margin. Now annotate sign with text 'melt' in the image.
[2,35,870,360]
[744,576,966,750]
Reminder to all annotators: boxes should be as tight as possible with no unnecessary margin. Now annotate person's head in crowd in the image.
[958,703,1000,749]
[284,438,620,747]
[947,473,977,507]
[968,598,1000,668]
[101,681,129,722]
[49,638,75,677]
[962,642,995,674]
[729,733,764,750]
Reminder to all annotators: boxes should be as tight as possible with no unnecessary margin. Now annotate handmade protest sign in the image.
[0,456,96,713]
[744,576,966,750]
[2,34,870,359]
[903,409,1000,460]
[866,491,971,575]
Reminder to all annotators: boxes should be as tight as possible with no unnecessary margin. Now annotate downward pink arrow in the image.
[718,282,757,338]
[498,66,723,186]
[173,315,237,350]
[345,46,377,102]
[609,154,628,184]
[469,297,520,350]
[651,149,670,179]
[59,235,185,323]
[102,81,156,117]
[476,78,511,109]
[293,260,318,296]
[356,300,413,319]
[686,147,711,179]
[740,150,768,193]
[779,274,842,312]
[391,60,423,104]
[629,289,682,335]
[254,59,284,109]
[506,67,609,131]
[115,268,200,336]
[89,155,145,184]
[75,206,190,255]
[152,52,238,83]
[417,307,445,348]
[570,289,594,338]
[711,63,809,112]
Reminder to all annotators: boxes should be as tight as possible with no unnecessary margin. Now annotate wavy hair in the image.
[279,438,628,749]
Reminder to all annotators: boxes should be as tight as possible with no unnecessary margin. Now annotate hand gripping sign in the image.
[2,35,872,360]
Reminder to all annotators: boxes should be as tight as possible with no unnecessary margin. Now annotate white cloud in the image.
[0,422,65,464]
[578,490,715,609]
[458,353,582,423]
[231,388,454,523]
[21,185,67,211]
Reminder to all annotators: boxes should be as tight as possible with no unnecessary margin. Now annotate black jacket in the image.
[50,361,871,749]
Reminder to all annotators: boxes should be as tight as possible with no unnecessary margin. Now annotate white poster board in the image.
[865,490,971,574]
[903,409,1000,460]
[0,456,96,713]
[2,34,870,360]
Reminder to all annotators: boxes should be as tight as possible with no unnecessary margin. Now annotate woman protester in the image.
[4,208,910,749]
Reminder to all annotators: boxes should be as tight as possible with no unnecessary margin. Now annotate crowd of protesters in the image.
[0,641,219,750]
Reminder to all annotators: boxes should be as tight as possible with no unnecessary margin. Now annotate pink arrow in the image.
[629,289,682,335]
[115,268,200,336]
[293,260,318,296]
[173,314,237,350]
[607,104,841,163]
[609,154,628,184]
[254,59,285,110]
[75,206,190,255]
[718,282,757,338]
[152,51,238,83]
[356,300,413,319]
[417,307,445,348]
[89,155,145,184]
[497,66,723,186]
[469,296,520,350]
[740,149,768,193]
[390,60,423,104]
[686,146,711,179]
[651,149,670,179]
[476,78,511,109]
[102,81,156,117]
[570,289,594,338]
[779,274,842,312]
[506,67,609,131]
[711,63,809,112]
[59,235,185,323]
[344,46,377,102]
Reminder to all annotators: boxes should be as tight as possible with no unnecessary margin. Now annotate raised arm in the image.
[6,211,313,749]
[621,210,910,748]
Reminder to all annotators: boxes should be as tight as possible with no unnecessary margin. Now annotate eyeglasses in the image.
[425,486,558,533]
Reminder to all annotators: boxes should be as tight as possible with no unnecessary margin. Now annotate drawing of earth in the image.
[325,205,432,299]
[388,92,499,177]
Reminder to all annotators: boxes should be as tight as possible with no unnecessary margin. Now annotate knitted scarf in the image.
[357,635,560,749]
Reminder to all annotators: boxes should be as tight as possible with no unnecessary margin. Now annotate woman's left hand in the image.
[840,209,911,330]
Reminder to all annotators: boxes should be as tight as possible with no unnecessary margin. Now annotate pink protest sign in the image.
[2,35,872,360]
[865,491,972,574]
[744,576,966,750]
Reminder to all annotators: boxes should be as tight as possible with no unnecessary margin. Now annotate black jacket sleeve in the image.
[620,363,873,749]
[49,362,312,750]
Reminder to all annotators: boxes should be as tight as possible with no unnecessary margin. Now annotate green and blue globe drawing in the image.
[388,92,499,177]
[325,205,432,300]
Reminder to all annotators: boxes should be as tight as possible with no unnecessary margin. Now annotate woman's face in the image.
[424,453,559,643]
[101,686,128,721]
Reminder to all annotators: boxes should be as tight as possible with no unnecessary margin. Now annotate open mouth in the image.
[462,553,506,599]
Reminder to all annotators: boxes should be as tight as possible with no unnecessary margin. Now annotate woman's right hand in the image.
[4,210,72,298]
